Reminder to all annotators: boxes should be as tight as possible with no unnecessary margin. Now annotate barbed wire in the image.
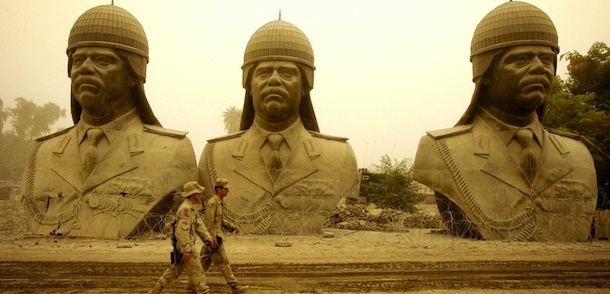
[1,197,607,243]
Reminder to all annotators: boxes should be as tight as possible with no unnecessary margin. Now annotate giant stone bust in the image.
[198,19,359,235]
[21,5,198,238]
[413,1,597,242]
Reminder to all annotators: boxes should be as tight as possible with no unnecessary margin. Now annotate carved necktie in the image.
[515,129,538,183]
[83,128,104,176]
[266,133,284,181]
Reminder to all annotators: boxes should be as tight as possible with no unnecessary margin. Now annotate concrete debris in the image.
[324,203,442,232]
[321,231,335,238]
[275,241,292,247]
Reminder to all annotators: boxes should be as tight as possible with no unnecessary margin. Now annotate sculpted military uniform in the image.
[22,113,197,238]
[415,110,597,241]
[201,121,358,234]
[20,5,197,238]
[413,1,597,241]
[198,19,359,235]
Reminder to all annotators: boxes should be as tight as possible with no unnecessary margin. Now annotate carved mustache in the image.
[519,76,551,89]
[74,76,102,88]
[261,87,289,99]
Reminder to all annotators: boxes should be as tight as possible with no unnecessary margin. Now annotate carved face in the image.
[251,60,302,126]
[484,45,555,118]
[70,47,133,120]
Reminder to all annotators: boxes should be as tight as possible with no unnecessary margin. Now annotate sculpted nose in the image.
[78,58,95,74]
[529,57,546,74]
[267,70,281,85]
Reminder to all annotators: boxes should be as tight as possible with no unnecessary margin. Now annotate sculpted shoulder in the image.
[35,127,74,142]
[545,128,593,159]
[206,131,247,143]
[309,131,349,142]
[143,124,188,138]
[545,128,581,140]
[413,126,475,179]
[425,125,473,140]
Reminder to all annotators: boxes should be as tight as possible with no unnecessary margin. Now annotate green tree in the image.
[7,97,66,141]
[360,155,422,212]
[563,42,610,112]
[544,76,610,208]
[0,99,7,134]
[0,98,66,180]
[222,106,242,134]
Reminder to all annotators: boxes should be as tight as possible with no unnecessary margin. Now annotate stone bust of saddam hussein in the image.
[21,4,198,239]
[413,1,597,242]
[198,19,359,235]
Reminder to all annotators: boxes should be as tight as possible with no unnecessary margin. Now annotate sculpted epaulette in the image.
[143,124,188,138]
[207,131,247,143]
[426,125,473,140]
[35,127,74,142]
[309,131,349,142]
[545,127,581,140]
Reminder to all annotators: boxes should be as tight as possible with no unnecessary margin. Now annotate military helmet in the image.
[66,4,149,80]
[182,181,205,198]
[470,1,559,58]
[214,178,231,189]
[458,1,559,126]
[242,19,315,89]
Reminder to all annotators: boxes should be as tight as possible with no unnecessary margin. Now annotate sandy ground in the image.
[1,227,609,264]
[1,202,609,293]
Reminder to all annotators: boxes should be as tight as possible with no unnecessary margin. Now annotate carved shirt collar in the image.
[251,119,306,152]
[77,109,138,145]
[476,107,545,147]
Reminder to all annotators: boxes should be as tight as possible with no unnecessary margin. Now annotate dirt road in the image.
[2,208,610,294]
[1,259,609,293]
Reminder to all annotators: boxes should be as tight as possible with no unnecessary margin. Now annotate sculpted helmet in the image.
[457,1,559,125]
[240,19,319,132]
[66,5,160,126]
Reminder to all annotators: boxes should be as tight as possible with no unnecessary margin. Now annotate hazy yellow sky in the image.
[1,0,608,168]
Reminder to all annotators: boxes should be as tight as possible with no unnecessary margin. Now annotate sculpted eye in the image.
[95,57,111,66]
[278,70,294,79]
[540,56,553,66]
[256,69,271,79]
[512,56,529,67]
[72,56,85,67]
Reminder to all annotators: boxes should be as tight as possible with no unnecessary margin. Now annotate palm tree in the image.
[222,106,242,134]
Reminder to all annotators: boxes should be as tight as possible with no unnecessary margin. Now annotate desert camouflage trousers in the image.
[201,243,238,285]
[158,251,209,293]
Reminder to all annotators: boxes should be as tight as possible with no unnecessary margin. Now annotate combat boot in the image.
[185,282,196,293]
[147,281,163,294]
[231,284,249,293]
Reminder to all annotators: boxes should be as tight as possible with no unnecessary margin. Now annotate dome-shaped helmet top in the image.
[242,19,315,89]
[67,4,148,79]
[471,1,559,58]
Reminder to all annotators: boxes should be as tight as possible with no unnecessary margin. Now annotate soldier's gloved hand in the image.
[210,240,219,250]
[182,252,191,262]
[233,227,240,234]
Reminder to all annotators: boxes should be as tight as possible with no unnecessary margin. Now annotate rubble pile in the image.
[324,203,443,232]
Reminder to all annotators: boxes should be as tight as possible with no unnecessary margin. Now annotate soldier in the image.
[192,178,247,293]
[198,19,359,234]
[20,4,197,238]
[413,1,597,241]
[148,181,215,294]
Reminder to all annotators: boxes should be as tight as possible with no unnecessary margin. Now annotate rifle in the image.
[169,219,183,264]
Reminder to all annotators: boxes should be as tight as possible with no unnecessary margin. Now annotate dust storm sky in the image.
[0,0,608,169]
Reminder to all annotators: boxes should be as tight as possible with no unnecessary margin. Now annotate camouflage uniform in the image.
[198,178,247,293]
[149,182,212,294]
